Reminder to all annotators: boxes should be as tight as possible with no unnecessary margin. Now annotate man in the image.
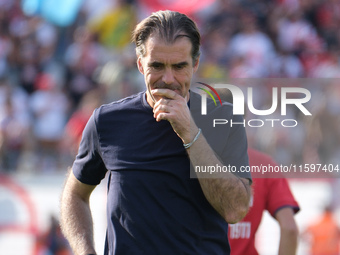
[60,11,251,255]
[228,148,300,255]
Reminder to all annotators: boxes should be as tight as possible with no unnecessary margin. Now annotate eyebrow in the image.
[148,61,189,67]
[148,61,163,67]
[173,61,189,67]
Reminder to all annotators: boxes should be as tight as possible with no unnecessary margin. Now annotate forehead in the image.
[143,35,193,64]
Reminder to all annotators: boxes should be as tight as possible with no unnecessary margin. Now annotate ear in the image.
[193,58,200,73]
[137,57,144,74]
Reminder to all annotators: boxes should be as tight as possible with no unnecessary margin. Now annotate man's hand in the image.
[152,89,195,144]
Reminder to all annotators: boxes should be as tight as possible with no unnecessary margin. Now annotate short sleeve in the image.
[266,177,300,217]
[220,114,251,182]
[72,110,107,185]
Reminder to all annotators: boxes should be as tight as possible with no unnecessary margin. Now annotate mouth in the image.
[148,84,182,99]
[154,85,181,92]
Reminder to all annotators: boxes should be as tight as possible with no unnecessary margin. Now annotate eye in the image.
[174,64,186,70]
[150,63,163,70]
[173,62,188,70]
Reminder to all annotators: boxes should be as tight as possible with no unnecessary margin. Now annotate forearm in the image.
[187,130,251,223]
[278,230,298,255]
[60,173,97,255]
[276,207,299,255]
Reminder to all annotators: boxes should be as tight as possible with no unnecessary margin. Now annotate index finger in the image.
[151,89,180,100]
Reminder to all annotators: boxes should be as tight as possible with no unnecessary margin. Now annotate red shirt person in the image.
[229,148,300,255]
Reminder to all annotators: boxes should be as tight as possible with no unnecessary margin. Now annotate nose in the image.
[162,68,175,85]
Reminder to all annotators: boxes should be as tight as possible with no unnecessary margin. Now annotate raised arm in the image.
[188,130,251,223]
[60,170,97,255]
[152,89,251,223]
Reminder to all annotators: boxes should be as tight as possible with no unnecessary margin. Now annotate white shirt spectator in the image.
[229,21,275,77]
[277,11,321,53]
[29,74,69,141]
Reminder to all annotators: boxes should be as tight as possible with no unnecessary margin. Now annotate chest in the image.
[97,112,188,172]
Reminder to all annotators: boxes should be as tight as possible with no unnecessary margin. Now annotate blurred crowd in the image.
[0,0,340,173]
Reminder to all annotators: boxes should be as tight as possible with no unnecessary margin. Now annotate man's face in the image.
[137,35,199,106]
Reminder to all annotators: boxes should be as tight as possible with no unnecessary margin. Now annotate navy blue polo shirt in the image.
[72,91,250,255]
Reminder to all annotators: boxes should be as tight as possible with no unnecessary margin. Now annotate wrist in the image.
[183,128,201,149]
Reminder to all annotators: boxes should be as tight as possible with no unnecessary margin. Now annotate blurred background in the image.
[0,0,340,254]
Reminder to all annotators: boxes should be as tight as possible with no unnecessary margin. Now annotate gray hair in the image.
[132,10,201,63]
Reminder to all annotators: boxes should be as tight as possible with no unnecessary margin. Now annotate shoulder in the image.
[93,92,146,119]
[100,92,145,112]
[90,91,152,132]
